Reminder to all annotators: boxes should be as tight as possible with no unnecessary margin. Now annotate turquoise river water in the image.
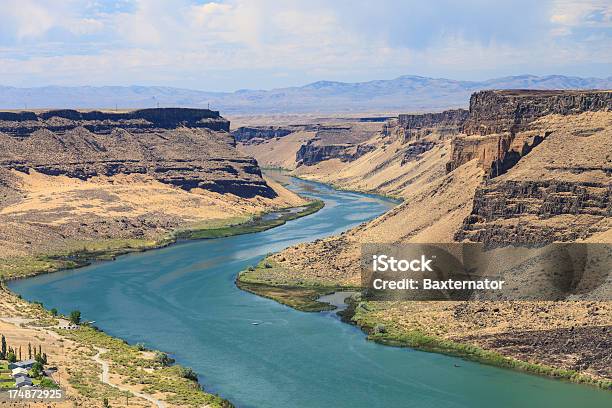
[9,177,612,408]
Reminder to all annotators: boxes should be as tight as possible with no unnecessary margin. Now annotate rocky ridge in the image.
[447,90,612,175]
[0,108,275,198]
[449,91,612,246]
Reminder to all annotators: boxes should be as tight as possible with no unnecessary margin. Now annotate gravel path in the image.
[93,347,167,408]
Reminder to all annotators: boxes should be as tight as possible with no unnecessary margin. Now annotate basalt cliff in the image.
[0,108,305,260]
[0,108,276,198]
[450,90,612,246]
[239,89,612,384]
[236,121,382,170]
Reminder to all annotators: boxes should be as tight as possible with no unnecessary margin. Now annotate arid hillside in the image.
[0,108,310,408]
[0,108,305,261]
[236,120,385,171]
[239,90,612,384]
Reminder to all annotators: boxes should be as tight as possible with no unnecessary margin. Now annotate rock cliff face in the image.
[0,108,276,198]
[232,126,304,144]
[295,125,380,166]
[462,90,611,136]
[457,180,612,245]
[0,108,230,136]
[455,110,611,246]
[447,90,612,175]
[398,109,468,142]
[296,141,376,166]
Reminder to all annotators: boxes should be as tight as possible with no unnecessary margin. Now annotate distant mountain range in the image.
[1,75,610,114]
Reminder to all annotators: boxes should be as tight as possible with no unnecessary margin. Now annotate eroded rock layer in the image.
[456,111,612,246]
[447,90,612,175]
[0,108,275,198]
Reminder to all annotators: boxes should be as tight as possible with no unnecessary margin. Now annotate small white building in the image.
[11,367,29,378]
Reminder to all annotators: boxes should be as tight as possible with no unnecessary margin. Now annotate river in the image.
[9,177,612,408]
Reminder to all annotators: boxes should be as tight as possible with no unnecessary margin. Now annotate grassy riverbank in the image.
[0,200,324,282]
[350,299,612,390]
[236,256,612,391]
[176,199,324,240]
[237,258,359,312]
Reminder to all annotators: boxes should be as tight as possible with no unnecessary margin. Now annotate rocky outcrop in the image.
[232,126,302,144]
[456,180,611,246]
[446,90,611,175]
[0,108,230,137]
[374,109,468,165]
[296,142,375,166]
[295,125,380,166]
[462,90,612,136]
[400,141,436,164]
[0,108,276,199]
[398,109,468,142]
[455,108,611,247]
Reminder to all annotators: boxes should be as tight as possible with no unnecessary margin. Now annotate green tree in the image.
[28,343,32,360]
[7,351,16,363]
[179,367,198,382]
[1,334,6,359]
[103,397,111,408]
[69,310,81,325]
[31,361,43,378]
[50,308,58,316]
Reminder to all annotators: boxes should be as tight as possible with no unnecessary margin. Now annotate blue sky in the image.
[0,0,610,90]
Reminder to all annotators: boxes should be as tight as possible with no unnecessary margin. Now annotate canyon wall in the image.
[446,90,612,175]
[0,108,275,198]
[232,126,302,144]
[0,108,230,137]
[450,91,612,246]
[398,109,468,142]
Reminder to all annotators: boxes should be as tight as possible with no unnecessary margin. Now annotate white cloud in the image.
[0,0,609,89]
[550,0,612,33]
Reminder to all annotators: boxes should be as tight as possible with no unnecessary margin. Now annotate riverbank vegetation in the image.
[59,326,233,407]
[0,200,324,282]
[349,299,612,390]
[237,256,612,390]
[237,258,356,312]
[177,199,324,240]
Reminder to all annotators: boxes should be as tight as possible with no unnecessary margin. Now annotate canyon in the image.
[237,89,612,385]
[0,90,610,407]
[0,108,305,261]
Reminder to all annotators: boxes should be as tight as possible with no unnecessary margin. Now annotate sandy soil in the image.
[0,170,306,259]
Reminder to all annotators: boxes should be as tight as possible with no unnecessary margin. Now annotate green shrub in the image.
[69,310,81,325]
[154,352,174,367]
[179,367,199,382]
